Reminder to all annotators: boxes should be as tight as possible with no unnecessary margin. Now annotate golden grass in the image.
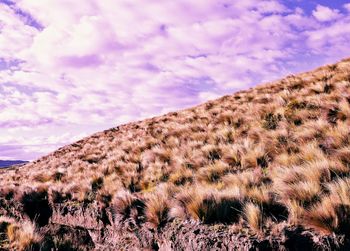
[1,58,350,237]
[244,202,262,232]
[145,193,171,228]
[0,217,41,251]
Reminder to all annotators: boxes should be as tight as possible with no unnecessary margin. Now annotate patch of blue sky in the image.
[283,0,350,14]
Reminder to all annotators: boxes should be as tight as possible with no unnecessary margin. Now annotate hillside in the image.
[1,58,350,250]
[0,160,28,168]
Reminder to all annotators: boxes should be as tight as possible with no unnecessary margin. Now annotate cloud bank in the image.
[1,0,350,160]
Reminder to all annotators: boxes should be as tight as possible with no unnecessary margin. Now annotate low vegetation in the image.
[1,58,350,249]
[0,216,41,250]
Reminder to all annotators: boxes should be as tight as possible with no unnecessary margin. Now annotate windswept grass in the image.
[0,216,42,251]
[1,58,350,242]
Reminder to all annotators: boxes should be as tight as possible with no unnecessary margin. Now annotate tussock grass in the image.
[1,58,350,239]
[112,190,145,223]
[0,216,41,251]
[244,202,262,232]
[145,193,171,228]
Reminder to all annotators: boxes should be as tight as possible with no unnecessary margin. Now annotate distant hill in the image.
[0,160,28,168]
[0,58,350,250]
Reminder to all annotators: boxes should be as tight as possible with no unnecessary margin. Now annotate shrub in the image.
[323,83,333,94]
[20,189,52,227]
[262,113,282,130]
[91,176,104,192]
[207,149,221,162]
[327,107,341,125]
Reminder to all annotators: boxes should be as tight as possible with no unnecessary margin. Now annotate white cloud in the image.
[0,3,38,60]
[312,5,341,22]
[1,1,350,160]
[305,16,350,58]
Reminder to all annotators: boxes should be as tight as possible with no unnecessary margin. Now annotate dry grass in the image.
[244,202,262,232]
[303,178,350,234]
[111,190,145,223]
[1,58,350,240]
[175,189,244,224]
[0,216,41,251]
[145,193,171,228]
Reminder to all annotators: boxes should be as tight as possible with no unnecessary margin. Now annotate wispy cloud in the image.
[1,0,350,160]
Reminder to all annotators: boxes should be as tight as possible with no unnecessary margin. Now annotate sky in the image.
[0,0,350,160]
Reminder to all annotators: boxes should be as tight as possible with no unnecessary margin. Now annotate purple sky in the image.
[1,0,350,160]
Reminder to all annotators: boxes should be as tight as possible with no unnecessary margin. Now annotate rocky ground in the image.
[0,189,349,250]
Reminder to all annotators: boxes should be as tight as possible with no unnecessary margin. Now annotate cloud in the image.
[305,16,350,59]
[0,3,38,60]
[344,3,350,13]
[312,5,341,22]
[1,1,350,160]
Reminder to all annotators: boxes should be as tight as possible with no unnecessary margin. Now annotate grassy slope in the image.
[1,58,350,249]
